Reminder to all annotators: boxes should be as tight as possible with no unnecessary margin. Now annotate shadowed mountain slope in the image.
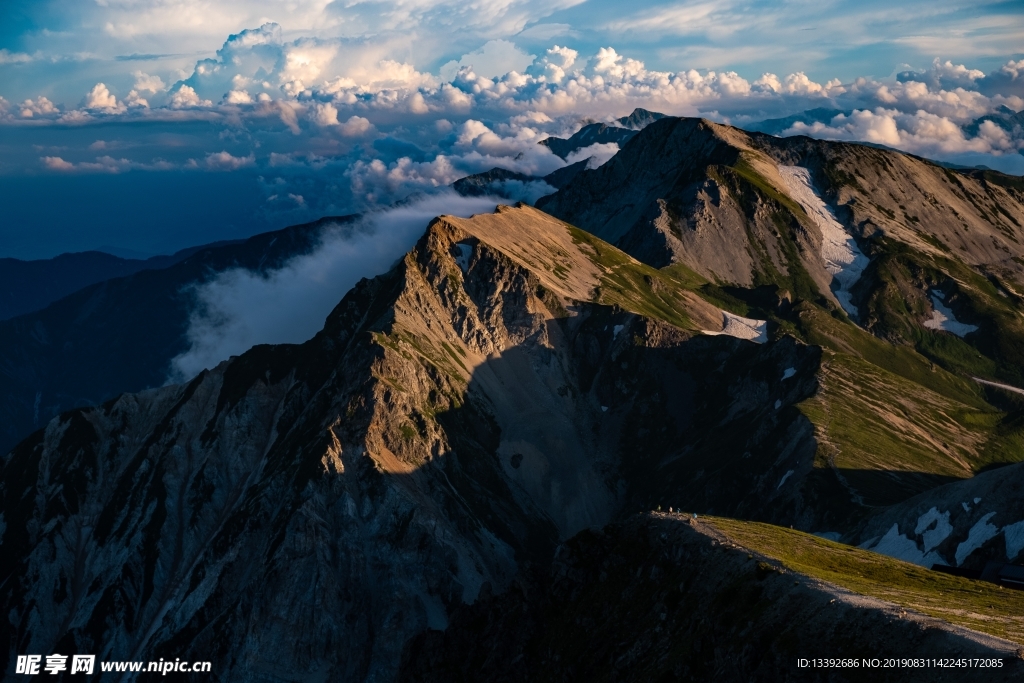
[7,114,1024,681]
[0,204,897,680]
[401,514,1024,683]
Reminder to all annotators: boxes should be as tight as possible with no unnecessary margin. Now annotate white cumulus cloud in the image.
[440,40,535,81]
[201,151,255,171]
[311,102,339,126]
[84,83,126,113]
[170,85,212,108]
[19,96,59,118]
[341,115,373,137]
[133,71,167,93]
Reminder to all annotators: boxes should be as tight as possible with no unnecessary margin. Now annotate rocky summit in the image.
[5,117,1024,681]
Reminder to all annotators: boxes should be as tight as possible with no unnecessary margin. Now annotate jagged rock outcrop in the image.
[536,118,1024,534]
[537,118,837,298]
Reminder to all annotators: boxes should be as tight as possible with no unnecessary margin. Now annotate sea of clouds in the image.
[3,12,1024,378]
[4,24,1024,206]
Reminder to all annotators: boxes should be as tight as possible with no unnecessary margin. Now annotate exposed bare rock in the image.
[7,120,1024,681]
[536,119,837,304]
[0,205,827,681]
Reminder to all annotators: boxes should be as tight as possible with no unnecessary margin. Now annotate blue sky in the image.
[2,0,1023,258]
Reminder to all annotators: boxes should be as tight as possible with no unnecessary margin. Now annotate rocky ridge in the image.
[1,205,832,681]
[401,513,1024,683]
[536,116,1024,528]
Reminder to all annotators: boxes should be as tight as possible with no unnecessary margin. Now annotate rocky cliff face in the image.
[1,205,829,681]
[537,117,1024,534]
[537,118,832,291]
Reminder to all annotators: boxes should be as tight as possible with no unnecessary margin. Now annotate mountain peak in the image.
[616,107,668,130]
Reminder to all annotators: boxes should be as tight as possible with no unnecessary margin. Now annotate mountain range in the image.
[0,216,357,458]
[4,112,1024,680]
[538,108,667,160]
[0,245,229,322]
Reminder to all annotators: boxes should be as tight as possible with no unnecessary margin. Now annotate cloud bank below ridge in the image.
[168,192,500,382]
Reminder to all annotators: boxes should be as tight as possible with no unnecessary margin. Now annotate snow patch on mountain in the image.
[914,507,953,552]
[924,291,978,336]
[971,377,1024,396]
[454,243,473,273]
[955,512,999,566]
[1004,520,1024,560]
[777,469,794,489]
[870,523,944,567]
[777,166,868,317]
[703,311,768,343]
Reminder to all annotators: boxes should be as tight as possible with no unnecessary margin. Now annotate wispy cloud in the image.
[169,191,501,381]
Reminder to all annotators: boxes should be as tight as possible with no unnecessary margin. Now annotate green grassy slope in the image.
[708,516,1024,645]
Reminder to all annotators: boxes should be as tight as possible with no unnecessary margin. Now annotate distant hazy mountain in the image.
[0,246,227,321]
[745,107,845,135]
[453,109,667,200]
[964,104,1024,137]
[616,107,667,130]
[540,123,638,159]
[0,215,355,457]
[538,108,666,160]
[451,159,588,197]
